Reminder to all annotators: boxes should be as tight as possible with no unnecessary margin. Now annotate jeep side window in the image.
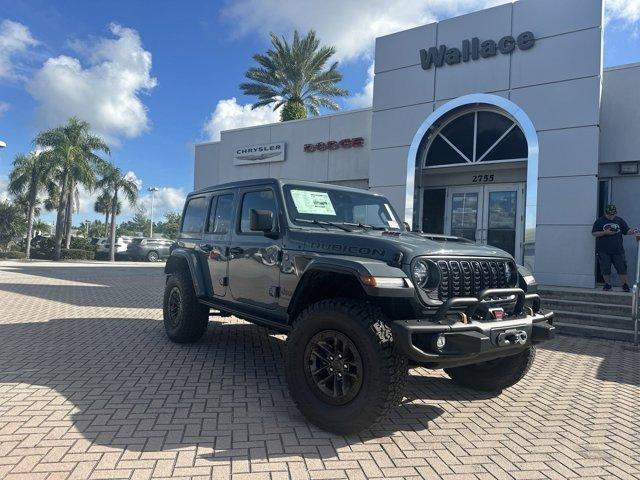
[239,190,276,233]
[181,196,207,235]
[208,194,234,234]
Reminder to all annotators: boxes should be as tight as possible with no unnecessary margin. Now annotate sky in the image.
[1,0,640,225]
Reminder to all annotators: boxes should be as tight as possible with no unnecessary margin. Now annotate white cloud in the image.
[0,19,38,80]
[0,101,9,117]
[606,0,640,25]
[224,0,640,63]
[27,23,157,143]
[138,187,186,216]
[0,175,9,201]
[348,62,375,108]
[202,97,280,141]
[222,0,512,63]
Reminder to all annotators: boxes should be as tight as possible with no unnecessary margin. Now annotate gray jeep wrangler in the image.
[163,178,554,433]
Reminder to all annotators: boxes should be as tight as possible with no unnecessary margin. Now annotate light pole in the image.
[148,187,159,238]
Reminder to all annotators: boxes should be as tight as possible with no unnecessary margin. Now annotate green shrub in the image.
[30,236,55,259]
[0,251,26,259]
[29,236,95,259]
[70,236,94,251]
[60,248,95,260]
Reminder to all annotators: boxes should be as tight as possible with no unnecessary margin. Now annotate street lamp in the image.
[0,140,6,149]
[148,187,159,238]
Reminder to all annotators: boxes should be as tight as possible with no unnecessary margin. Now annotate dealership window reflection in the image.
[424,109,527,168]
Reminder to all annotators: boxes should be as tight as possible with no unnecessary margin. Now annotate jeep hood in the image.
[296,229,511,264]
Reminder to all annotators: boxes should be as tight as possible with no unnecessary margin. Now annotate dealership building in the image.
[194,0,640,288]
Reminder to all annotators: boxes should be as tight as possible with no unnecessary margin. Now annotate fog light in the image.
[434,334,446,351]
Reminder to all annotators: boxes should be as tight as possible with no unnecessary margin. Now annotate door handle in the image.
[200,243,213,253]
[229,247,244,256]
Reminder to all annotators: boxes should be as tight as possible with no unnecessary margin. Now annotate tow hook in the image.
[496,329,528,347]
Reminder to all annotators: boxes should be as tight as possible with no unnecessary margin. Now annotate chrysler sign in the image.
[234,142,285,165]
[420,32,535,70]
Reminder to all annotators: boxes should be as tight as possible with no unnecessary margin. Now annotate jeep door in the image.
[202,191,235,297]
[227,187,281,310]
[177,194,209,278]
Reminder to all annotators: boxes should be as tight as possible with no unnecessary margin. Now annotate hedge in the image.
[60,248,95,260]
[0,251,26,259]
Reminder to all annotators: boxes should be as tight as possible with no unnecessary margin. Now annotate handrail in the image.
[634,237,640,346]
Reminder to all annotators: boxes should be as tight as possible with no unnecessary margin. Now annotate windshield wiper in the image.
[294,218,353,232]
[344,222,391,231]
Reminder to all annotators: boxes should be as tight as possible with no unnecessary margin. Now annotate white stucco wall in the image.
[371,0,604,287]
[193,109,371,191]
[599,63,640,284]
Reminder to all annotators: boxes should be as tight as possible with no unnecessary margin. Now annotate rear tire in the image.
[444,346,536,392]
[147,250,159,262]
[285,299,408,434]
[163,271,209,343]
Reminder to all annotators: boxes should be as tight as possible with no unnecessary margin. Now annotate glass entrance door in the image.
[447,187,483,242]
[445,184,524,261]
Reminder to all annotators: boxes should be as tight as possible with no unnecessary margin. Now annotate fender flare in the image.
[287,256,413,316]
[165,249,208,298]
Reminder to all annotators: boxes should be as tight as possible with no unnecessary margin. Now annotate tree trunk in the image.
[105,211,109,237]
[53,175,68,261]
[109,189,118,262]
[64,187,73,249]
[25,203,35,260]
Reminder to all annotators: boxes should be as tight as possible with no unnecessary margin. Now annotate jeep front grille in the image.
[435,259,510,301]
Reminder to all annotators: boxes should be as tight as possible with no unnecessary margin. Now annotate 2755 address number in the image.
[472,174,495,183]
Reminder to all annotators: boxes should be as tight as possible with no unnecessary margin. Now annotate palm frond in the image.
[240,29,347,119]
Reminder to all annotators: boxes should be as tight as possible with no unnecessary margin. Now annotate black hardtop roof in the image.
[189,178,384,198]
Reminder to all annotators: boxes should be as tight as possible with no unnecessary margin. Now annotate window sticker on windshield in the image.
[291,190,336,215]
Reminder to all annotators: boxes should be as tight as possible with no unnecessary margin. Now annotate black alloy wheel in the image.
[167,286,182,327]
[304,330,363,405]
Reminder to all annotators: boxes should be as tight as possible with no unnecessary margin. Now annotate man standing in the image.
[592,204,636,292]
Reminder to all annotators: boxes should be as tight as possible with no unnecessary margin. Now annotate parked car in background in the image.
[105,236,133,256]
[126,237,173,262]
[92,238,109,255]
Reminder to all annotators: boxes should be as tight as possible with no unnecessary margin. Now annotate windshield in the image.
[283,184,403,231]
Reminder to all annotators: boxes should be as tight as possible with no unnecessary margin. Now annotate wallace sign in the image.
[420,31,535,70]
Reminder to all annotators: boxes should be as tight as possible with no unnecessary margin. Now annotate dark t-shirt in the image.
[592,216,629,254]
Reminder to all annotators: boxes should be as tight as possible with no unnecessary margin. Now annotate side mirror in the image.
[250,209,275,233]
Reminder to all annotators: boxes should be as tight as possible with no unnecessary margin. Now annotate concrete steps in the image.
[538,286,637,342]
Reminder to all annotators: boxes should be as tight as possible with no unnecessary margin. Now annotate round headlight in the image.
[412,260,430,288]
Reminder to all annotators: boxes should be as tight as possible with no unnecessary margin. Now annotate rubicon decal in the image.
[420,32,535,70]
[304,137,364,153]
[309,241,385,257]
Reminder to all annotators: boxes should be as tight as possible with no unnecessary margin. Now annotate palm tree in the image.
[8,152,51,259]
[94,191,121,237]
[35,117,110,260]
[97,164,138,262]
[240,30,349,121]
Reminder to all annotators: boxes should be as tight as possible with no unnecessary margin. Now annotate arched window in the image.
[424,109,527,168]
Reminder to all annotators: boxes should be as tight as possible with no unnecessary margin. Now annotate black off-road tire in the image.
[285,298,408,434]
[444,346,536,392]
[163,271,209,343]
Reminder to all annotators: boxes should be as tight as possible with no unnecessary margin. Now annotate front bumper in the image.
[390,288,555,368]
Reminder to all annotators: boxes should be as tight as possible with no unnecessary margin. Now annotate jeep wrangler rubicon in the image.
[163,178,554,434]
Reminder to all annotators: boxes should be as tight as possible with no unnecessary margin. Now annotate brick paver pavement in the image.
[0,260,638,480]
